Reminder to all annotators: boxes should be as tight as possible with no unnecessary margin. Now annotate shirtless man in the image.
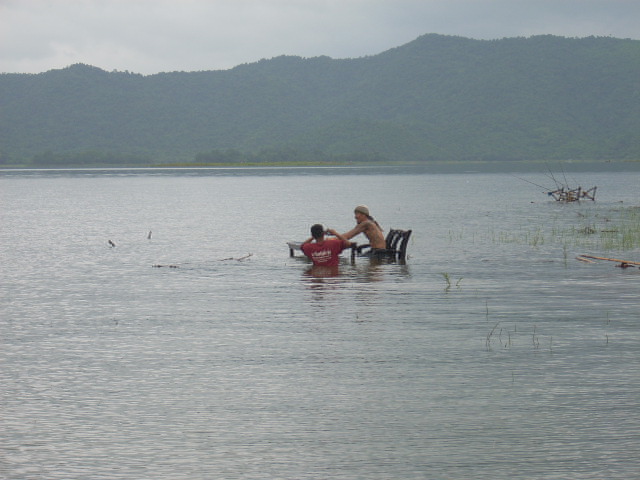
[342,205,386,250]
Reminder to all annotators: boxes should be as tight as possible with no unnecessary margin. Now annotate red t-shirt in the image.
[301,238,348,266]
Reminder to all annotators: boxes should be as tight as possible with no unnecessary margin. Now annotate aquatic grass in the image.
[527,228,545,247]
[486,322,500,351]
[532,325,540,349]
[440,272,462,292]
[484,226,545,246]
[485,321,519,351]
[447,229,464,242]
[441,272,451,291]
[461,206,640,251]
[578,207,640,250]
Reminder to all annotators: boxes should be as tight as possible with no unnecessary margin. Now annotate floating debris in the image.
[219,253,253,261]
[512,165,597,202]
[545,165,596,202]
[576,254,640,268]
[152,264,179,268]
[108,240,116,247]
[548,186,596,202]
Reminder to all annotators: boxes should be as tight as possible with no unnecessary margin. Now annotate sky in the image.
[2,0,639,75]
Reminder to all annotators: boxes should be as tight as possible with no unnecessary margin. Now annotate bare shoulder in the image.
[361,220,377,230]
[349,221,368,233]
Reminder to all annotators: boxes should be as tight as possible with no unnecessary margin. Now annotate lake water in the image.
[1,165,639,479]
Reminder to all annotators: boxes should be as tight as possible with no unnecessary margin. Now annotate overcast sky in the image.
[2,0,639,75]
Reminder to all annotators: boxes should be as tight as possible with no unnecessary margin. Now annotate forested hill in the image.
[2,34,640,166]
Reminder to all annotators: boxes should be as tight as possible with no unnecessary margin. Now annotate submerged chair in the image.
[354,228,412,261]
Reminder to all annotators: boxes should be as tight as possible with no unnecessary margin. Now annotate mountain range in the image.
[1,34,639,166]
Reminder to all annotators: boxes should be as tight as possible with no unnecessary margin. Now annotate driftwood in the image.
[575,256,596,264]
[152,253,253,269]
[219,253,253,261]
[576,254,640,268]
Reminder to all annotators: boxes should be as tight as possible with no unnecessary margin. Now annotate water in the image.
[1,166,639,479]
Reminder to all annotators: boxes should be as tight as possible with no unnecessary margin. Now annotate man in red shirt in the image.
[301,224,352,267]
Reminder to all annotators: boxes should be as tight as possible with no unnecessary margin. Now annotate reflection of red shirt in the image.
[301,239,348,266]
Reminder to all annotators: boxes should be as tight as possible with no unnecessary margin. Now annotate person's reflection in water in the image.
[304,265,341,278]
[355,260,385,283]
[302,265,344,303]
[300,242,411,305]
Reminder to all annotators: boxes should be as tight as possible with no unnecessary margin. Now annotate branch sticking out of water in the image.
[219,253,253,261]
[486,322,500,351]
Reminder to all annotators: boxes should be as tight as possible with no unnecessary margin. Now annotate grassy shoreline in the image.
[1,159,639,171]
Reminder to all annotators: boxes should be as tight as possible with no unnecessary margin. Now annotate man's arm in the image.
[341,223,367,240]
[327,228,354,247]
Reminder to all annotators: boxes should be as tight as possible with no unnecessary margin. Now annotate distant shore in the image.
[1,159,639,173]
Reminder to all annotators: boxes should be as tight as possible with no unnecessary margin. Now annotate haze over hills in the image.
[1,34,639,166]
